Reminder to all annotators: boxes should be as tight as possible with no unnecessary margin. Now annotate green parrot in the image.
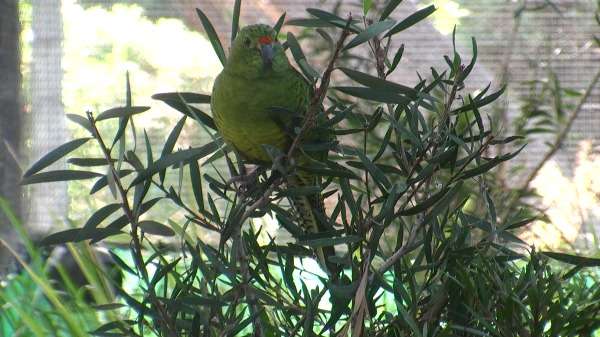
[211,24,337,275]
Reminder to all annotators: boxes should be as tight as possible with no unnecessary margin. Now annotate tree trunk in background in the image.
[0,0,22,274]
[28,0,67,238]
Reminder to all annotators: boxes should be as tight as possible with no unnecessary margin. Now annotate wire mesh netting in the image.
[3,0,600,250]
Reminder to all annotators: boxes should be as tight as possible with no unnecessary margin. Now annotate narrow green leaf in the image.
[24,138,91,177]
[152,92,211,104]
[96,106,150,121]
[306,8,361,33]
[385,5,436,37]
[90,170,133,194]
[333,86,410,105]
[196,8,227,65]
[461,37,478,79]
[550,71,564,121]
[108,250,137,275]
[152,92,216,130]
[422,182,462,225]
[299,164,359,179]
[189,158,204,212]
[66,113,93,134]
[451,85,506,115]
[39,228,83,245]
[274,12,286,34]
[386,44,404,76]
[99,198,162,238]
[285,18,340,29]
[459,144,526,180]
[125,71,132,106]
[68,157,114,167]
[338,67,417,98]
[160,115,187,182]
[363,0,373,15]
[542,252,600,267]
[143,129,153,165]
[355,149,391,189]
[344,20,395,50]
[84,203,121,229]
[380,0,404,20]
[139,220,175,237]
[21,170,102,185]
[399,187,450,216]
[287,32,319,80]
[130,140,221,186]
[231,0,242,42]
[298,234,361,247]
[92,303,126,311]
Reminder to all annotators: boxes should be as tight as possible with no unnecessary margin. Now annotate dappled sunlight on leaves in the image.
[525,140,600,250]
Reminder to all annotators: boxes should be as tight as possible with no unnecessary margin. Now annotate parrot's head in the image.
[227,24,289,78]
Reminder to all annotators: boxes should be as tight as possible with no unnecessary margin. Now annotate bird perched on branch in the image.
[211,24,337,275]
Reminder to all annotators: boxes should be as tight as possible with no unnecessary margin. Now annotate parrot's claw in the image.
[227,167,264,196]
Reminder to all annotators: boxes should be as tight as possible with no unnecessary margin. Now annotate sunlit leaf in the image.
[66,113,93,134]
[95,106,150,121]
[344,20,395,50]
[306,8,361,33]
[385,5,436,37]
[196,8,227,65]
[130,140,221,186]
[338,67,417,98]
[380,0,404,21]
[152,92,216,130]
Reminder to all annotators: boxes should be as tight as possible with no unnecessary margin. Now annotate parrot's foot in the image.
[227,167,264,196]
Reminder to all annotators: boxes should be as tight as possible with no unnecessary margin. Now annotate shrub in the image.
[8,1,600,336]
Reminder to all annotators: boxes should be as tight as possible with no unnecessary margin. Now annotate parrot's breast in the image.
[211,70,309,163]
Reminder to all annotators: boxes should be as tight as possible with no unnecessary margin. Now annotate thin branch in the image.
[496,0,526,186]
[520,68,600,190]
[238,177,282,224]
[504,67,600,216]
[287,16,353,159]
[375,225,420,275]
[86,111,177,337]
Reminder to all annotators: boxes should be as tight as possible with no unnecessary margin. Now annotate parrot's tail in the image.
[286,173,338,276]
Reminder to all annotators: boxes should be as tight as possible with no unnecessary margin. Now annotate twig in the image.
[238,177,282,225]
[496,0,526,186]
[520,68,600,190]
[286,15,353,159]
[235,230,265,337]
[375,227,420,275]
[86,111,177,337]
[503,67,600,217]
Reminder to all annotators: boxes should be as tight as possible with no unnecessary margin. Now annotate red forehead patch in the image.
[258,35,273,45]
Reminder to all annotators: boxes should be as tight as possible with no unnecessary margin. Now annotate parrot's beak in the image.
[260,43,274,69]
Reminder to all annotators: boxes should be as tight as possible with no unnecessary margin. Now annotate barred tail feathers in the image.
[286,173,337,275]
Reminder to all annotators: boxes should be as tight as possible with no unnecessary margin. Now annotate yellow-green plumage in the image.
[211,24,336,274]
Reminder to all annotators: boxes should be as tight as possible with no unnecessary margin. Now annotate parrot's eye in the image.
[243,38,252,48]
